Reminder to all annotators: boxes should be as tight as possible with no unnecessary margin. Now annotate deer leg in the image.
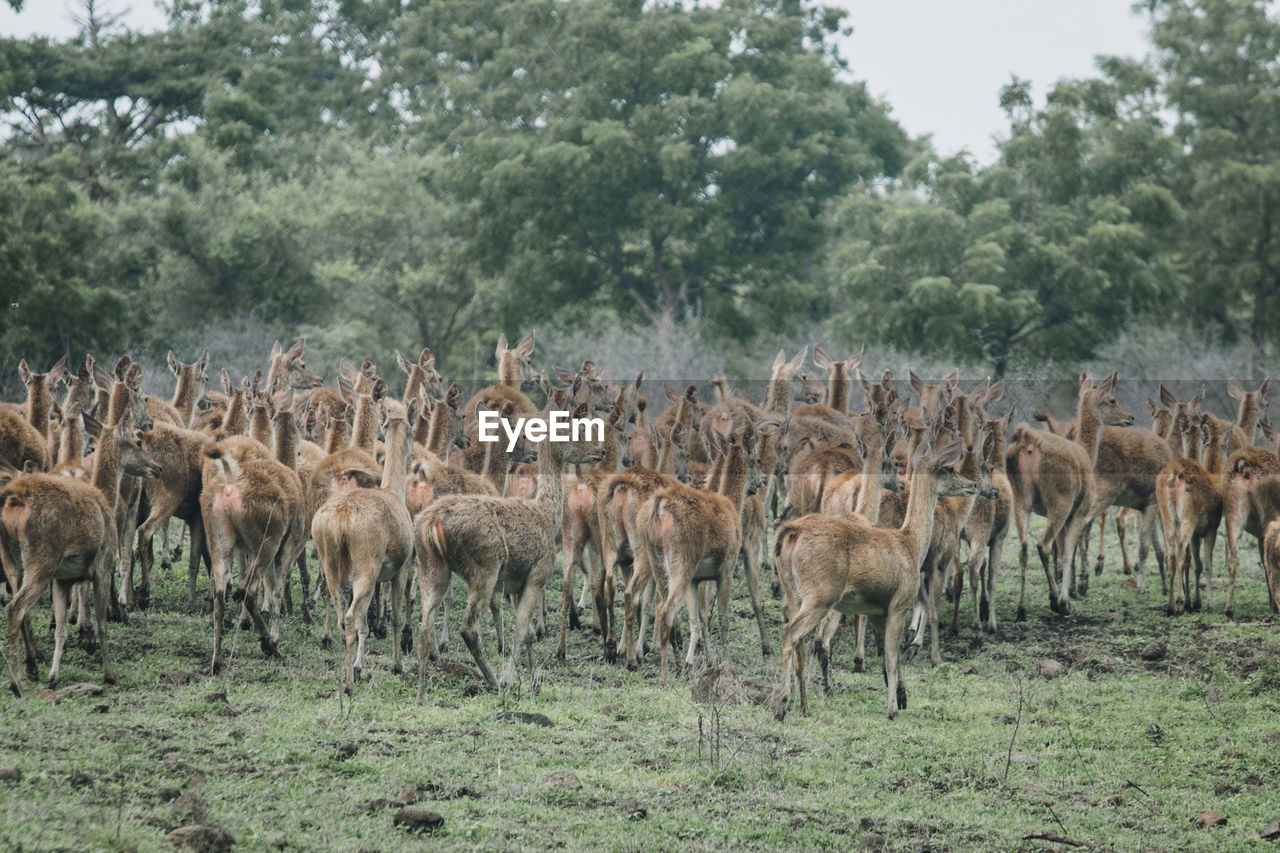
[47,579,71,690]
[1165,532,1183,616]
[1203,523,1218,613]
[1014,505,1031,621]
[815,611,841,694]
[92,563,116,685]
[738,536,770,656]
[1116,508,1132,575]
[7,574,49,697]
[343,574,374,693]
[771,601,830,721]
[928,560,945,664]
[459,569,500,691]
[205,516,236,675]
[715,559,734,667]
[415,543,452,703]
[1224,513,1240,621]
[1135,504,1155,595]
[853,614,868,673]
[951,551,965,636]
[682,581,704,676]
[135,490,182,610]
[1190,532,1205,612]
[879,608,907,719]
[558,527,586,660]
[501,575,545,693]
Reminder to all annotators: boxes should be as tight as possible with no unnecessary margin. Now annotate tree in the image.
[829,74,1179,377]
[0,152,126,395]
[400,0,908,369]
[1140,0,1280,377]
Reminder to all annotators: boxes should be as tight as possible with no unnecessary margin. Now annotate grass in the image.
[2,524,1280,852]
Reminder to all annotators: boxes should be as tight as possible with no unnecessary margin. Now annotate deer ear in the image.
[515,331,535,360]
[340,358,356,381]
[1147,397,1159,417]
[846,343,865,372]
[1260,378,1270,398]
[909,371,923,395]
[197,350,209,373]
[812,345,833,372]
[419,348,434,369]
[17,359,32,386]
[125,363,144,391]
[495,333,508,358]
[684,385,698,403]
[398,352,414,374]
[786,346,807,375]
[167,351,180,376]
[664,384,679,403]
[221,368,232,396]
[771,349,786,371]
[1227,377,1245,401]
[285,340,305,362]
[1159,385,1177,409]
[371,378,387,402]
[82,411,103,440]
[1192,385,1205,409]
[571,401,590,421]
[445,383,462,408]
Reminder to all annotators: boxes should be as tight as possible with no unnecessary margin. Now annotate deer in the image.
[265,339,324,395]
[312,396,418,692]
[770,434,974,720]
[415,402,603,697]
[461,332,540,433]
[634,421,764,685]
[1221,442,1280,619]
[811,404,904,691]
[599,403,696,670]
[200,414,306,673]
[147,350,209,428]
[400,348,444,408]
[789,344,862,421]
[958,409,1014,640]
[1006,372,1129,619]
[1156,414,1226,615]
[1,414,160,696]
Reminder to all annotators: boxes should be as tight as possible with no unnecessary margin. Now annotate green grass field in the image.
[2,526,1279,852]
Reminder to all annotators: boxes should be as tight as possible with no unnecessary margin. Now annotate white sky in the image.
[1,0,1154,166]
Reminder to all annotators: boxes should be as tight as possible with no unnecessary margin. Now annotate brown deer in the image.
[600,409,696,669]
[811,405,903,691]
[1156,415,1225,615]
[265,339,324,394]
[147,350,209,428]
[461,332,540,431]
[133,422,212,611]
[790,344,863,421]
[1,415,160,696]
[312,396,418,692]
[1221,444,1280,619]
[770,436,973,720]
[400,348,443,409]
[1006,372,1127,618]
[415,402,603,696]
[958,410,1014,640]
[638,422,764,685]
[200,419,306,672]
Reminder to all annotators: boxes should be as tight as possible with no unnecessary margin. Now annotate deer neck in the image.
[58,417,85,468]
[107,383,130,428]
[380,419,409,497]
[714,445,749,511]
[325,417,351,454]
[900,467,942,566]
[250,405,271,447]
[1152,410,1173,441]
[1074,395,1103,464]
[827,365,848,412]
[222,391,248,436]
[762,370,790,417]
[533,447,567,527]
[1237,395,1261,443]
[91,427,123,510]
[601,422,624,472]
[499,354,521,389]
[853,442,886,523]
[352,397,377,455]
[415,406,434,448]
[273,412,298,470]
[171,370,199,426]
[27,378,51,437]
[1203,432,1225,476]
[403,368,424,407]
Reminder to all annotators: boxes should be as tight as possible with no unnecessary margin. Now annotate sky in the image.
[0,0,1155,166]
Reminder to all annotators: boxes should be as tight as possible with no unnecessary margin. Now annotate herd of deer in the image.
[1,335,1277,721]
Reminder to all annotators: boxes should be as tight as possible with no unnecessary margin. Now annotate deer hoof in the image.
[852,657,865,674]
[1224,607,1234,622]
[231,587,246,603]
[897,685,907,710]
[401,628,413,655]
[9,681,22,699]
[760,644,773,657]
[903,644,919,662]
[603,646,616,665]
[1015,606,1027,622]
[261,638,279,658]
[556,648,566,663]
[320,635,332,651]
[136,589,151,611]
[568,609,581,631]
[45,674,59,691]
[238,617,252,631]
